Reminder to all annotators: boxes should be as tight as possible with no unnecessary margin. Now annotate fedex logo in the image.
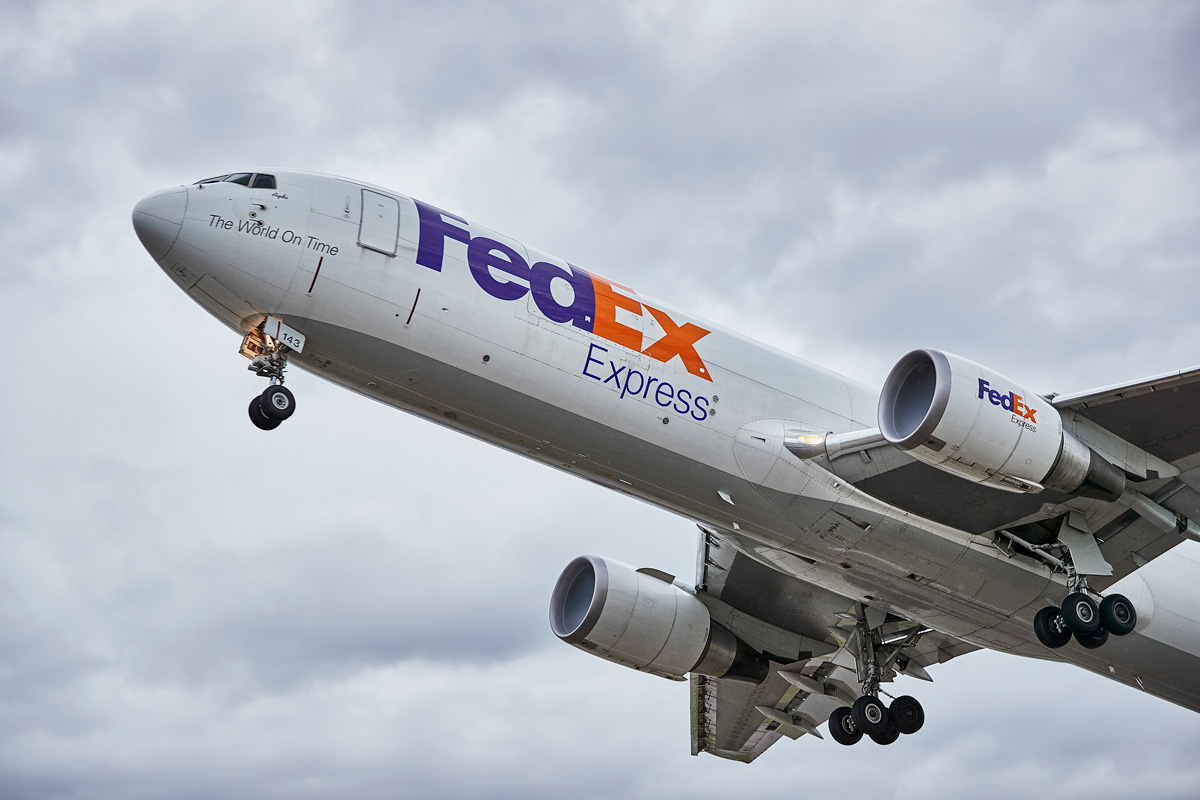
[414,200,713,382]
[977,379,1038,424]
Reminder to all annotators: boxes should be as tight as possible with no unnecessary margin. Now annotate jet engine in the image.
[549,555,768,683]
[878,349,1124,500]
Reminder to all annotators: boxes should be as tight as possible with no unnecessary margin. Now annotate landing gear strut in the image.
[830,606,928,746]
[998,524,1138,651]
[243,328,296,431]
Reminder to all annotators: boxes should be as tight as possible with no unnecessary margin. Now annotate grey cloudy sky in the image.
[2,1,1199,797]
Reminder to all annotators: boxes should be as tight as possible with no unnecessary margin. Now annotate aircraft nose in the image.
[132,187,187,261]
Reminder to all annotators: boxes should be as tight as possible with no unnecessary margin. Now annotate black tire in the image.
[1033,605,1072,648]
[828,707,862,746]
[851,695,889,736]
[869,724,900,745]
[1100,594,1137,636]
[890,695,925,735]
[249,396,282,430]
[1075,627,1109,649]
[260,385,296,421]
[1060,592,1100,635]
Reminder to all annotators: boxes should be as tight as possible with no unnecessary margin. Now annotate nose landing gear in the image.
[241,325,298,431]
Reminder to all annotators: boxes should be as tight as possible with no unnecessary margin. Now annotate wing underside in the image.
[689,529,976,762]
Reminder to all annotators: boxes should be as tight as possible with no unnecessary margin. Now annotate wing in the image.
[1051,363,1200,461]
[689,528,978,763]
[1051,364,1200,587]
[846,365,1200,587]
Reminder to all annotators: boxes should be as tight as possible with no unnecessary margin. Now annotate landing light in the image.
[785,428,887,462]
[784,432,828,460]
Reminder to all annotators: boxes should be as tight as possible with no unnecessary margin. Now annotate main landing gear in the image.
[828,695,924,746]
[997,519,1138,652]
[1033,588,1137,650]
[828,606,928,747]
[243,332,296,431]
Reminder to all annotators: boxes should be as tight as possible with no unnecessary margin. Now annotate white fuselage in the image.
[133,170,1200,712]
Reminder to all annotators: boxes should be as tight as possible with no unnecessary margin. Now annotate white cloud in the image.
[1,0,1198,796]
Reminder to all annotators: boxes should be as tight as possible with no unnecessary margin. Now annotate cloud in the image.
[1,0,1198,797]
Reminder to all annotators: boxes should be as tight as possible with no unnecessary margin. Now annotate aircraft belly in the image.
[1060,627,1200,712]
[280,314,1081,655]
[280,314,764,529]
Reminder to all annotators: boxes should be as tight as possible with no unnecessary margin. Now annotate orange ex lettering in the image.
[642,305,712,382]
[589,275,713,381]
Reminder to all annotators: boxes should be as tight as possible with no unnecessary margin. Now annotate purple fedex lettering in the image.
[468,237,531,301]
[580,344,708,421]
[530,261,595,332]
[582,343,608,380]
[978,378,1038,422]
[415,199,471,272]
[416,199,593,319]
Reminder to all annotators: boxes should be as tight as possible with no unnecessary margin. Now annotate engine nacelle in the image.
[878,349,1124,500]
[549,555,768,683]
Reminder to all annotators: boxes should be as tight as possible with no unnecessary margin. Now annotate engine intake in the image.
[549,555,768,683]
[878,349,1124,500]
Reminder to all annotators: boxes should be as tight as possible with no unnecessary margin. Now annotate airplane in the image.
[133,170,1200,760]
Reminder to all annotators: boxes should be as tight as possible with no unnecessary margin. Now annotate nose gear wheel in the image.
[260,385,296,421]
[249,395,282,430]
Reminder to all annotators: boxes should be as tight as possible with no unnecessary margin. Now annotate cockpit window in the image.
[194,172,277,189]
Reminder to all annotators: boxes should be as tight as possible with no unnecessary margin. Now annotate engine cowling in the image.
[549,555,768,683]
[878,349,1124,500]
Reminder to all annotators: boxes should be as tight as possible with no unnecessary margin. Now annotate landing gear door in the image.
[358,189,400,256]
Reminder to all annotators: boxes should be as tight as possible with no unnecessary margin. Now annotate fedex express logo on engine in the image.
[414,200,713,384]
[978,378,1038,431]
